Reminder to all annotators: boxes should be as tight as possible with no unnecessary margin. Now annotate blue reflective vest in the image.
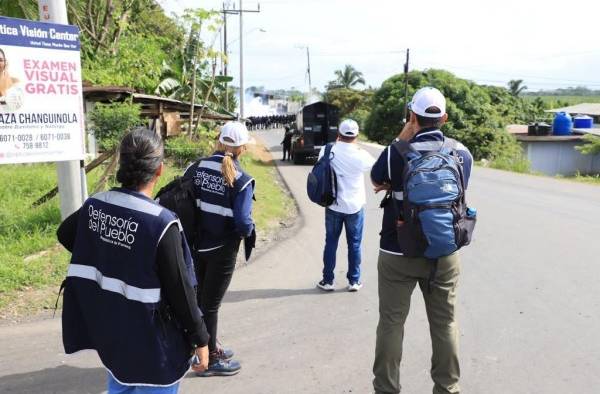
[62,188,195,387]
[184,153,254,251]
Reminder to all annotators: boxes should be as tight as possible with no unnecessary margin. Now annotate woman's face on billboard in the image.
[0,52,5,73]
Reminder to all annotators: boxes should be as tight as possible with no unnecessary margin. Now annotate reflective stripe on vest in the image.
[196,199,234,217]
[67,264,161,303]
[94,190,163,216]
[393,191,404,201]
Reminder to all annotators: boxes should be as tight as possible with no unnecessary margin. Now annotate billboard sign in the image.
[0,16,85,164]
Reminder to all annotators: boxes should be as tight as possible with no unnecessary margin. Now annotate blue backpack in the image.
[392,138,476,262]
[307,143,337,207]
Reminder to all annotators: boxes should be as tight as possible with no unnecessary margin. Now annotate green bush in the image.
[364,69,543,161]
[89,102,143,150]
[576,134,600,156]
[165,128,218,167]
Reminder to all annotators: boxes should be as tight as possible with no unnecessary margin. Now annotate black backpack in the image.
[155,173,200,249]
[306,143,337,207]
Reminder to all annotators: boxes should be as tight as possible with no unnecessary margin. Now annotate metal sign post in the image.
[37,0,86,218]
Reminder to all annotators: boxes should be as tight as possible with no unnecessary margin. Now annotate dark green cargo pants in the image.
[373,251,461,394]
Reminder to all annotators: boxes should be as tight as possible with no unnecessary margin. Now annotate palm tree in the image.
[508,79,527,96]
[328,65,366,89]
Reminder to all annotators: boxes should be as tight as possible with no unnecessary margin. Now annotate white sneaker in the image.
[317,280,335,291]
[348,282,363,292]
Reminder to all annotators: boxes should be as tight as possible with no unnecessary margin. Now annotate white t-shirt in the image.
[318,141,376,214]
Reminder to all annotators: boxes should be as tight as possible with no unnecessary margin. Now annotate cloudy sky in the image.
[160,0,600,93]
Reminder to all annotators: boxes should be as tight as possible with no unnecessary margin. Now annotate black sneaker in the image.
[195,358,241,377]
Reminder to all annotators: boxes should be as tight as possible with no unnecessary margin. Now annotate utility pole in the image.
[296,45,312,98]
[239,0,244,118]
[38,0,87,218]
[221,1,260,119]
[222,2,229,109]
[306,46,312,95]
[403,48,410,124]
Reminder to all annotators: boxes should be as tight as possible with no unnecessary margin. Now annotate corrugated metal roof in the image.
[545,103,600,116]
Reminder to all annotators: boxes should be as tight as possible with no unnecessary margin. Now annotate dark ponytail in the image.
[116,127,164,190]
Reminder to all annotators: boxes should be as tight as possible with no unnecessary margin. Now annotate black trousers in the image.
[194,239,241,351]
[283,145,291,160]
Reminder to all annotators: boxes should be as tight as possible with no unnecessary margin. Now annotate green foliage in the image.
[486,133,531,173]
[524,86,600,97]
[165,129,218,167]
[154,8,230,115]
[576,134,600,155]
[0,0,38,20]
[323,88,373,120]
[572,173,600,185]
[89,102,143,150]
[364,69,543,160]
[83,33,168,92]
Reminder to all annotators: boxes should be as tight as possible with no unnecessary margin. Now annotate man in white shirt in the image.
[316,119,376,292]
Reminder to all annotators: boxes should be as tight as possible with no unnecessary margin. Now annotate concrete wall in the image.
[522,140,600,176]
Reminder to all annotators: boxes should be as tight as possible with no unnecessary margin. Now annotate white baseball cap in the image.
[409,87,446,118]
[339,119,359,137]
[219,121,249,147]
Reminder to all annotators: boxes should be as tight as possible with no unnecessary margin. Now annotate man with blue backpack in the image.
[370,87,475,394]
[308,119,375,292]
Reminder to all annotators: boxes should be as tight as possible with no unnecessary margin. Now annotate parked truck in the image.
[291,101,340,164]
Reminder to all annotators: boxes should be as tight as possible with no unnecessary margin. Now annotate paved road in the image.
[1,128,600,393]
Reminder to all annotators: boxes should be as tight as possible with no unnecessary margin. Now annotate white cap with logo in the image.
[339,119,360,137]
[219,121,249,147]
[409,87,446,118]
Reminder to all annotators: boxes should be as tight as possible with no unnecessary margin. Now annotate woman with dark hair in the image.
[184,121,255,377]
[57,128,209,393]
[0,47,22,111]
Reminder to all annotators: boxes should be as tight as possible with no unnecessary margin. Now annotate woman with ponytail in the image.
[183,121,255,377]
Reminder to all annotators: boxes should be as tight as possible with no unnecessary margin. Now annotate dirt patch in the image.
[0,285,60,326]
[247,138,273,162]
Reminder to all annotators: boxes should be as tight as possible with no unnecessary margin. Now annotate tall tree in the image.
[508,79,527,96]
[327,65,366,90]
[155,9,230,130]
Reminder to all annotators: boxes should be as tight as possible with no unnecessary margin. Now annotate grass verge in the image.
[241,143,295,233]
[0,144,294,321]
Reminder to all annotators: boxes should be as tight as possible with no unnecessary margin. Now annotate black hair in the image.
[116,127,164,190]
[338,133,357,143]
[0,47,5,58]
[414,106,444,129]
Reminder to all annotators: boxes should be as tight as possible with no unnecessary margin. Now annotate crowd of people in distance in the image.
[246,114,296,130]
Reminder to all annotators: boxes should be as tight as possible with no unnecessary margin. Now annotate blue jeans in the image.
[107,373,180,394]
[322,207,365,285]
